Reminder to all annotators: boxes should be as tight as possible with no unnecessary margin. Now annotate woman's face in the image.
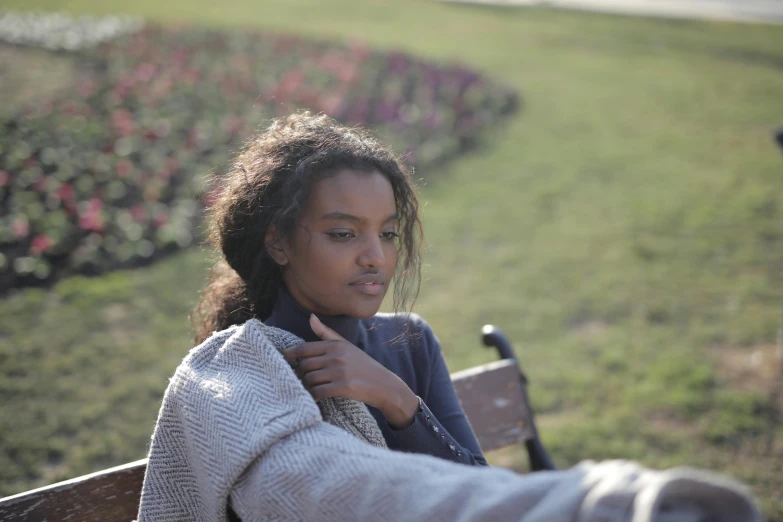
[277,169,399,318]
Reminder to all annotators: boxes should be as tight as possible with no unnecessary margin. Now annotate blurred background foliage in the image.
[0,15,516,291]
[1,0,782,518]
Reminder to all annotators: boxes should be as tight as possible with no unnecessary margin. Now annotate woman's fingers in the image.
[301,368,332,388]
[309,314,345,342]
[308,382,342,402]
[297,354,330,374]
[283,341,330,361]
[295,364,352,402]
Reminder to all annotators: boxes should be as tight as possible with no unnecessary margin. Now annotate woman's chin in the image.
[345,303,383,319]
[342,297,385,319]
[313,288,388,318]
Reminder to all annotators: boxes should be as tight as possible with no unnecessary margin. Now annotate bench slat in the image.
[0,358,532,520]
[451,358,534,452]
[0,459,146,522]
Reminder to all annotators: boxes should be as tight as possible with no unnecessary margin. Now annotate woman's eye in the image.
[381,231,399,241]
[327,232,355,241]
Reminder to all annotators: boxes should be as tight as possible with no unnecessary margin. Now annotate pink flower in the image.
[12,217,29,238]
[279,70,304,94]
[318,53,358,84]
[78,79,97,98]
[116,159,133,178]
[112,109,136,137]
[171,47,190,64]
[157,157,180,180]
[0,170,10,188]
[153,211,168,228]
[165,158,178,172]
[424,111,439,129]
[320,94,343,116]
[129,204,147,222]
[57,183,75,204]
[78,198,105,232]
[62,100,80,117]
[347,40,372,61]
[33,176,47,194]
[136,63,157,82]
[30,234,53,254]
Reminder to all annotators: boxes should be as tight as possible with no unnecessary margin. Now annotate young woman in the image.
[140,112,759,522]
[191,112,486,466]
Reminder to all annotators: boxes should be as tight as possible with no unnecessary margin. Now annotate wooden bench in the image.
[0,325,554,522]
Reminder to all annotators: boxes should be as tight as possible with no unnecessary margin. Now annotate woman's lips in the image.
[350,281,384,296]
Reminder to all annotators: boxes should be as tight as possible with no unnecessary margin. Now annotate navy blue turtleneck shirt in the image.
[264,287,487,466]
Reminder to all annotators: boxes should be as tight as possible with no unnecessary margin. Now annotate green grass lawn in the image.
[2,0,783,517]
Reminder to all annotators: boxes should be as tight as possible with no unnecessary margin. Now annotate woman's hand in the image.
[283,314,419,429]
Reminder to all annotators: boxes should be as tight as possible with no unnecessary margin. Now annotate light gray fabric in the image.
[137,318,764,522]
[260,323,386,449]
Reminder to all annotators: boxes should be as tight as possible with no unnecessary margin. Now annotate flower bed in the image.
[0,21,519,293]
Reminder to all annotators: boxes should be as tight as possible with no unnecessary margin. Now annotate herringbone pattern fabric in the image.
[137,318,762,522]
[137,319,385,522]
[261,325,387,449]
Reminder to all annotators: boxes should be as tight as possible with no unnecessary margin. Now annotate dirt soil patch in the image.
[712,343,783,409]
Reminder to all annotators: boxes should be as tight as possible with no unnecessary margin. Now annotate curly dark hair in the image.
[191,112,423,345]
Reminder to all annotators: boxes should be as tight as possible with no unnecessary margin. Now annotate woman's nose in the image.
[357,236,385,268]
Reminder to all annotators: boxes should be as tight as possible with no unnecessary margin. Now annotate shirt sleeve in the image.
[386,317,488,466]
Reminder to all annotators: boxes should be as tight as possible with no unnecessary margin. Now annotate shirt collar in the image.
[264,285,362,346]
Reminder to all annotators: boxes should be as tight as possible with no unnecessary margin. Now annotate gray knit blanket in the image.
[257,321,386,449]
[137,318,763,522]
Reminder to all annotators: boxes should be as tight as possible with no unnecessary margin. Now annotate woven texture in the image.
[261,324,387,449]
[137,318,763,522]
[137,319,384,521]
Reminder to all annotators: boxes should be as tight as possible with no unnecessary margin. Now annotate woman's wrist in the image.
[382,381,420,430]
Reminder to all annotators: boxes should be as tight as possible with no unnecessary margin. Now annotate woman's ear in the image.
[264,227,289,266]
